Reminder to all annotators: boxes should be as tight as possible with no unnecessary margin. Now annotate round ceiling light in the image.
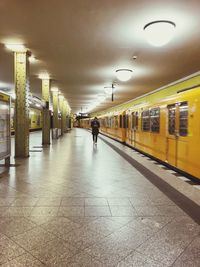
[144,20,176,47]
[116,69,133,82]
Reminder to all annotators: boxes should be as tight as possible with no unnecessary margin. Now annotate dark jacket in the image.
[91,119,100,134]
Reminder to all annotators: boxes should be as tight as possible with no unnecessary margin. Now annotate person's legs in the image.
[92,134,95,142]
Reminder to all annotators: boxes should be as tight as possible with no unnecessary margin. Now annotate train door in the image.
[131,112,135,146]
[166,104,177,166]
[125,113,128,140]
[125,113,129,142]
[125,113,130,141]
[120,111,126,142]
[131,112,138,147]
[166,102,188,167]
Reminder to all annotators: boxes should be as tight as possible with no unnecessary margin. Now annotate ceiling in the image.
[0,0,200,113]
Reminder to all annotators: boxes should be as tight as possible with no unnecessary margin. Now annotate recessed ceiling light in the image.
[38,73,50,79]
[29,56,37,63]
[144,20,176,47]
[116,69,133,82]
[59,94,64,99]
[51,87,59,92]
[5,44,26,52]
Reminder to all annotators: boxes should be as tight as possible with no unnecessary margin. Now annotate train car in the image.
[11,105,42,134]
[98,111,125,142]
[123,88,200,179]
[29,108,42,131]
[81,84,200,181]
[79,118,91,129]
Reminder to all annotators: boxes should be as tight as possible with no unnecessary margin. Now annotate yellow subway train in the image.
[11,106,42,133]
[11,106,72,133]
[80,79,200,181]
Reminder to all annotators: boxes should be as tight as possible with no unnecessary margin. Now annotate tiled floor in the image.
[0,129,199,266]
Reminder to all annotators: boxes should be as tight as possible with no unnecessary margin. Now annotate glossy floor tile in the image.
[0,129,199,266]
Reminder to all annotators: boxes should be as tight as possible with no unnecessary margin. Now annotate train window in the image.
[150,108,160,133]
[179,102,188,136]
[123,115,126,128]
[37,116,40,126]
[131,112,134,129]
[120,115,123,128]
[135,112,139,129]
[109,117,112,128]
[111,116,114,128]
[112,116,115,128]
[141,110,150,131]
[105,117,108,127]
[124,114,129,128]
[114,116,118,128]
[168,105,176,135]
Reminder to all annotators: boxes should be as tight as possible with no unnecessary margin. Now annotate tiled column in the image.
[59,95,64,135]
[14,51,30,157]
[67,105,71,129]
[62,100,67,133]
[42,79,51,145]
[52,89,58,138]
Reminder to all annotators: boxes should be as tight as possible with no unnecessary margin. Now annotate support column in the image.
[66,105,70,130]
[14,51,30,157]
[52,89,59,139]
[42,79,51,145]
[68,106,72,129]
[59,95,64,135]
[63,101,67,133]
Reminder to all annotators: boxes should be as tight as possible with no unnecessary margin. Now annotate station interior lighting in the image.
[144,20,176,47]
[116,69,133,82]
[29,56,37,63]
[10,93,16,100]
[5,43,26,52]
[59,95,64,102]
[39,73,50,80]
[6,91,16,100]
[0,82,13,90]
[28,95,45,109]
[51,87,59,92]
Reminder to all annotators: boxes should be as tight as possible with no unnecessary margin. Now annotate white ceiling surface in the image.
[0,0,200,113]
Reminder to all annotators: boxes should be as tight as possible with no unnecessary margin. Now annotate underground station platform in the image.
[0,129,199,267]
